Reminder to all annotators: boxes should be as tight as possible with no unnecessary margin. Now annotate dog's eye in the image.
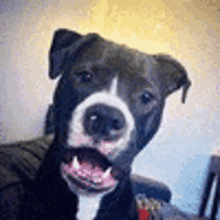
[141,92,153,104]
[78,71,93,83]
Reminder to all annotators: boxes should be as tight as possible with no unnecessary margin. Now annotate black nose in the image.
[84,104,126,142]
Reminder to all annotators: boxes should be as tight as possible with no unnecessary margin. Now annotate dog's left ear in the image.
[49,29,100,79]
[153,54,191,103]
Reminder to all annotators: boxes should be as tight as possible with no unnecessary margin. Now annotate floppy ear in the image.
[153,54,191,103]
[49,29,100,79]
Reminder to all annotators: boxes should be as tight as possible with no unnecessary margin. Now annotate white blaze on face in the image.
[67,76,135,157]
[109,76,118,96]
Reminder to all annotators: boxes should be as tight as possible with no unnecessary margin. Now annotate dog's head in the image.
[48,29,191,196]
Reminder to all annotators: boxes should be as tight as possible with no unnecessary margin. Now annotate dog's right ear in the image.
[153,54,191,103]
[49,29,100,79]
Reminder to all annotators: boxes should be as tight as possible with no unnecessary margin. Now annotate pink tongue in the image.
[63,161,116,188]
[79,162,103,177]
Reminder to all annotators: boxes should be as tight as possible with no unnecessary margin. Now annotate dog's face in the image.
[49,29,191,197]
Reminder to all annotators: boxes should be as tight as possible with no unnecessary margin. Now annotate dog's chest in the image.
[76,195,103,220]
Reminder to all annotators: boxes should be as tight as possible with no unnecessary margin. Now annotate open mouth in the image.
[61,147,118,193]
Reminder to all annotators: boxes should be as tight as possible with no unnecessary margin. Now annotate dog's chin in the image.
[60,147,119,196]
[61,169,118,197]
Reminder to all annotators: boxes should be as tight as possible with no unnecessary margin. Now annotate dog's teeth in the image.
[102,167,112,179]
[97,178,102,183]
[93,178,102,183]
[73,156,80,169]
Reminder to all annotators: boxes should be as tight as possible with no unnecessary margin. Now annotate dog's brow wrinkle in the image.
[109,76,118,95]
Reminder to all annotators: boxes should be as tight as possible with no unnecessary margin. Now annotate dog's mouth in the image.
[61,147,119,193]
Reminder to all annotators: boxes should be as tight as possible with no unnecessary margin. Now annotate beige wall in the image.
[0,0,219,147]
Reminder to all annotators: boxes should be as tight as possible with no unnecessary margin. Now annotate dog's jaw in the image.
[61,159,119,196]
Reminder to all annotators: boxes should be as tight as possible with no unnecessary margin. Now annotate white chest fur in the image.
[76,195,103,220]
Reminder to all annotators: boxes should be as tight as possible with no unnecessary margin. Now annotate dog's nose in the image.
[84,104,126,142]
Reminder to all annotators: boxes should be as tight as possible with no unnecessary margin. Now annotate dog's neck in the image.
[75,179,137,220]
[76,195,103,220]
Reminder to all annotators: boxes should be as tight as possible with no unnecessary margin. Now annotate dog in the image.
[18,29,191,220]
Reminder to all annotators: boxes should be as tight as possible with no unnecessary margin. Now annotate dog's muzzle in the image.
[62,100,134,194]
[61,147,119,194]
[84,104,126,143]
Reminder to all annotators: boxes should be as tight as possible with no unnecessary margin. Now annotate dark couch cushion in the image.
[0,136,53,219]
[0,135,53,188]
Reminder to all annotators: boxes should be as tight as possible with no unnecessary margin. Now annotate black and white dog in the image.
[19,29,191,220]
